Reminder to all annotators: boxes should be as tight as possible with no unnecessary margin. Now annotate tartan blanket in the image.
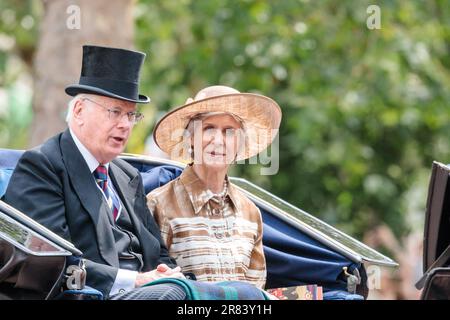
[143,278,269,300]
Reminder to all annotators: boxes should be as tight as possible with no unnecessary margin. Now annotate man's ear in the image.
[72,99,85,125]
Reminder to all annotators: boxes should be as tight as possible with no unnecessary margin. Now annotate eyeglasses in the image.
[82,97,144,124]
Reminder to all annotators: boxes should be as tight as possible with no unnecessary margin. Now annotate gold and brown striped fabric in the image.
[146,164,266,289]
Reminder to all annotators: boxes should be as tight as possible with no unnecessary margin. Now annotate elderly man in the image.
[3,45,185,300]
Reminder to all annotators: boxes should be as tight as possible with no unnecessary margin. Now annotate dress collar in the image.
[179,164,239,215]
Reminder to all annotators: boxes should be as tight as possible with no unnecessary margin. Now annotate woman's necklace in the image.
[209,180,228,216]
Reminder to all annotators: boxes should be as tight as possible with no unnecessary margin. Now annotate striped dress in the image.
[146,165,266,289]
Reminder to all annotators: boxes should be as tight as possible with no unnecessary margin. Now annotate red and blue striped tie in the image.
[94,165,119,221]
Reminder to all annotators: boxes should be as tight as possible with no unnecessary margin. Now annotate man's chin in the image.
[103,146,126,162]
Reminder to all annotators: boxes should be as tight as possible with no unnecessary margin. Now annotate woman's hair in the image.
[185,111,245,134]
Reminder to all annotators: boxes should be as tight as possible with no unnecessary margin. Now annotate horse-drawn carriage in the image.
[0,149,398,300]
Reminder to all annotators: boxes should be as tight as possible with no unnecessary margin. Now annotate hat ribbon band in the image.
[79,76,139,100]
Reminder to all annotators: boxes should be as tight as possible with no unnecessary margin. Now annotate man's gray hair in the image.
[65,93,89,123]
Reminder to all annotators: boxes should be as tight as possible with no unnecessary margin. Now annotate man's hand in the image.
[135,264,185,287]
[264,291,279,300]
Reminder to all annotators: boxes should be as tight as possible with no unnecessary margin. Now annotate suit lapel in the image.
[109,160,159,267]
[60,129,118,267]
[109,160,139,217]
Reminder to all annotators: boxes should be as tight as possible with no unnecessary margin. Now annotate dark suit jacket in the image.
[4,129,177,297]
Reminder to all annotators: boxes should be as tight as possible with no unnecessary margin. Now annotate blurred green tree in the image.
[0,0,40,148]
[133,0,450,240]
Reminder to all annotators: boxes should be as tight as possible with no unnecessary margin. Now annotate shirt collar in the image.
[179,164,238,215]
[69,128,109,173]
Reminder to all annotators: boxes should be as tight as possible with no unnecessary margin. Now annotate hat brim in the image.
[154,93,282,162]
[65,84,150,104]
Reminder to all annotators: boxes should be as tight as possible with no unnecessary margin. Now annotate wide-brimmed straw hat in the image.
[153,85,282,161]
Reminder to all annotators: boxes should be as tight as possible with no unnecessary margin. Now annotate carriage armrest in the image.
[55,286,104,300]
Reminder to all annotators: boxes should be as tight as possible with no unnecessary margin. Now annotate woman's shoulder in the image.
[146,177,178,201]
[146,179,181,218]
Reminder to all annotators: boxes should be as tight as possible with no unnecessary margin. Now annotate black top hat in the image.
[65,45,150,104]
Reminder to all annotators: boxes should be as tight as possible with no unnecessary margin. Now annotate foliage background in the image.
[1,0,449,298]
[133,0,450,242]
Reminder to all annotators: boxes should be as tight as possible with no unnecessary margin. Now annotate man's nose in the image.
[116,114,133,129]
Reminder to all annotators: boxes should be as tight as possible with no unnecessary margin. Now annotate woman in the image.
[147,85,282,289]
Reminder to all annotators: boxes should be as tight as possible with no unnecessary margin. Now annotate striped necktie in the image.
[93,165,119,221]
